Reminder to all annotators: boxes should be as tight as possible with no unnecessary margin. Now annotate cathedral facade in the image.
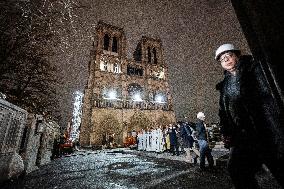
[79,21,176,147]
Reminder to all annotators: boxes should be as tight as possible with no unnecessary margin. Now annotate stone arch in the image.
[147,46,151,63]
[98,114,123,145]
[153,47,157,64]
[128,112,153,131]
[112,36,118,52]
[103,34,110,50]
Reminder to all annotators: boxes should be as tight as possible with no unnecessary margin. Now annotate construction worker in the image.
[215,43,284,188]
[195,112,214,170]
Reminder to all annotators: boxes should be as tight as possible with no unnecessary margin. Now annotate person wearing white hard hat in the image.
[195,112,214,170]
[196,112,206,121]
[215,44,284,188]
[215,43,241,75]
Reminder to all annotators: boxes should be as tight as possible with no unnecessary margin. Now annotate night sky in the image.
[44,0,250,125]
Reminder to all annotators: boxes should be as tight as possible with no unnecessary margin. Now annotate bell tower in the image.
[134,36,173,108]
[93,21,127,58]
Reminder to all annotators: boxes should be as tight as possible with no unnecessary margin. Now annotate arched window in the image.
[127,65,134,75]
[153,48,157,64]
[133,43,142,62]
[100,56,108,71]
[112,37,118,52]
[103,62,108,71]
[147,47,151,63]
[127,65,144,76]
[103,34,110,51]
[113,63,119,73]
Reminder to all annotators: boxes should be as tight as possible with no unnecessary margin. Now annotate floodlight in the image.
[133,93,142,101]
[155,94,166,103]
[108,90,117,100]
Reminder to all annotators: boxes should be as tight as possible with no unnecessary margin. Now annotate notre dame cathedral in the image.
[79,21,176,147]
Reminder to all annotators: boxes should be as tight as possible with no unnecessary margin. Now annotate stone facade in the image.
[80,21,176,147]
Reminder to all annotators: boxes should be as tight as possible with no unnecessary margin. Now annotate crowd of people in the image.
[135,112,215,169]
[72,43,282,189]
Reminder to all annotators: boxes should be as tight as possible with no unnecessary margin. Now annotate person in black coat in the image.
[167,124,179,156]
[180,122,194,148]
[195,112,214,169]
[215,43,284,188]
[180,122,194,162]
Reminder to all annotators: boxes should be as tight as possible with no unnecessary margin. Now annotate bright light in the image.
[155,94,166,103]
[133,93,142,101]
[71,91,83,142]
[108,90,117,99]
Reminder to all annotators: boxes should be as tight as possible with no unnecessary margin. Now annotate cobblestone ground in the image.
[1,149,281,189]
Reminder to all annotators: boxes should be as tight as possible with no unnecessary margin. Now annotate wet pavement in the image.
[1,149,281,189]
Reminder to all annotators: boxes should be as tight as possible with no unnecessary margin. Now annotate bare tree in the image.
[0,0,61,120]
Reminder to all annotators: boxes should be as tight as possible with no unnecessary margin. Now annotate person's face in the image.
[200,116,205,121]
[219,52,239,73]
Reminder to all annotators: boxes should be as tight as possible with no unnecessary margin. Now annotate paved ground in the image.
[0,148,281,189]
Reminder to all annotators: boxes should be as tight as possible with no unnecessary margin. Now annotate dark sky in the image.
[48,0,250,124]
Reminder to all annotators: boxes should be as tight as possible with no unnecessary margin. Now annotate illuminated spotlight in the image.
[133,93,143,101]
[155,95,166,103]
[108,90,117,100]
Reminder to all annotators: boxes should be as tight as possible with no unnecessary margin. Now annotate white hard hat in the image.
[215,43,240,60]
[197,112,205,119]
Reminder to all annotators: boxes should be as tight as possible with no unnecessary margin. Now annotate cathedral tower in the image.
[80,21,176,147]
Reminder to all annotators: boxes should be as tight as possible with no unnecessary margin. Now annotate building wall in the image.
[81,107,175,146]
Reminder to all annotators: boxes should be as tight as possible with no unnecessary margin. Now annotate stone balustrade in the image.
[93,98,172,111]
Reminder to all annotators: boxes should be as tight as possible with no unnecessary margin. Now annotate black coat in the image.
[180,123,194,148]
[195,119,207,141]
[168,127,178,145]
[217,55,284,158]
